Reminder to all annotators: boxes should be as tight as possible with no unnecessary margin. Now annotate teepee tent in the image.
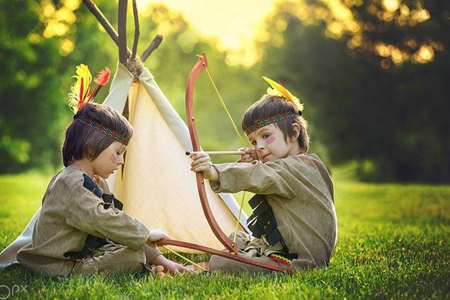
[104,62,248,251]
[0,0,248,268]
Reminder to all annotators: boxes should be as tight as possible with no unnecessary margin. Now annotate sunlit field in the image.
[0,170,449,299]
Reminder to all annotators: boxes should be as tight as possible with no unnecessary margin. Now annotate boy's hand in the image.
[189,152,219,181]
[238,147,257,163]
[148,228,170,242]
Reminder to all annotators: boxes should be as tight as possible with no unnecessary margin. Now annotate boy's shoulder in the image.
[49,165,85,191]
[282,154,331,176]
[282,153,324,165]
[50,166,110,194]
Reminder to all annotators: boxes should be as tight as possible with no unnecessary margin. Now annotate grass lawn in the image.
[0,170,449,299]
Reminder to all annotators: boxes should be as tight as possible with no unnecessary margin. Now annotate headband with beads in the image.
[67,64,129,145]
[243,77,304,135]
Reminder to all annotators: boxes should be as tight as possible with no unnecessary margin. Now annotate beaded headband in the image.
[76,116,130,145]
[243,111,297,135]
[243,77,304,135]
[67,64,128,145]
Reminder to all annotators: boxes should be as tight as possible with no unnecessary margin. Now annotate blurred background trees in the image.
[0,0,117,172]
[256,0,449,182]
[0,0,448,183]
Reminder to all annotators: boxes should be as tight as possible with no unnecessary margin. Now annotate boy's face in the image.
[91,142,127,179]
[247,123,300,163]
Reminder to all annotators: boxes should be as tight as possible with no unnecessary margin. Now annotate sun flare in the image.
[137,0,278,65]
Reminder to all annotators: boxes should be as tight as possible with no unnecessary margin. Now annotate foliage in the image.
[0,0,65,172]
[132,4,261,155]
[256,0,450,182]
[0,0,118,173]
[1,171,449,299]
[1,0,449,183]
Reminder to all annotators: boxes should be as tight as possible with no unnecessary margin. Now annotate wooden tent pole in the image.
[118,0,128,64]
[82,0,131,57]
[131,0,140,60]
[83,0,162,62]
[141,35,163,62]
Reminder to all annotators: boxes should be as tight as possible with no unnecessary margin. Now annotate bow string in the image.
[154,53,289,273]
[185,53,238,254]
[201,56,249,245]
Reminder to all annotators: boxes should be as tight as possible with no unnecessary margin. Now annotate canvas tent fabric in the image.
[0,62,248,267]
[0,209,40,268]
[103,63,248,249]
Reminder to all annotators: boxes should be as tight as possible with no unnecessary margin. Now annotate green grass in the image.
[1,171,449,299]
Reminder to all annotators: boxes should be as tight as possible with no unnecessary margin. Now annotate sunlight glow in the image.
[60,38,75,56]
[37,0,437,67]
[137,0,279,65]
[40,0,79,39]
[382,0,400,13]
[138,0,277,50]
[413,45,434,64]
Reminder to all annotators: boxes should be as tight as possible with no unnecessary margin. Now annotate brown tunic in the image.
[209,154,337,272]
[17,165,160,276]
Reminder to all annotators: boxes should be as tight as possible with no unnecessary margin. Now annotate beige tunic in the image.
[209,154,337,273]
[17,165,160,276]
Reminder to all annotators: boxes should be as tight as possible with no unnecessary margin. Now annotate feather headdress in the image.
[263,76,304,113]
[68,64,111,113]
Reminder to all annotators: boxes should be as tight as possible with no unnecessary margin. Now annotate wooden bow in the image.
[185,53,238,254]
[154,54,289,273]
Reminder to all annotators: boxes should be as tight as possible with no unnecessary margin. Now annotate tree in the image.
[0,0,120,173]
[0,0,67,172]
[256,0,450,182]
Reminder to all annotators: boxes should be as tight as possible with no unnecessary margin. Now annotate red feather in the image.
[94,67,111,86]
[79,78,85,105]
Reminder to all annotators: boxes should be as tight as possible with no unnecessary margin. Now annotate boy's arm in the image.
[212,155,333,201]
[190,151,298,197]
[65,180,160,250]
[210,159,300,198]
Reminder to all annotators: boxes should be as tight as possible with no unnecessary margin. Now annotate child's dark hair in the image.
[242,95,309,154]
[62,103,133,167]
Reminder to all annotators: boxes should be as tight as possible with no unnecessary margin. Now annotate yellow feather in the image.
[68,64,93,113]
[262,76,304,112]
